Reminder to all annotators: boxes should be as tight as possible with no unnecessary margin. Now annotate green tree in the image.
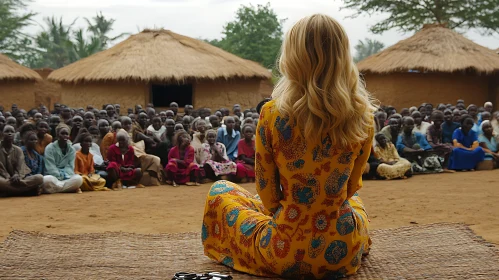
[0,0,36,60]
[209,3,285,68]
[341,0,499,34]
[29,17,78,69]
[354,38,384,62]
[84,12,128,49]
[28,13,128,68]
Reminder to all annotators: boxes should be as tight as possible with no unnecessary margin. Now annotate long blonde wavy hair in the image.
[272,14,377,147]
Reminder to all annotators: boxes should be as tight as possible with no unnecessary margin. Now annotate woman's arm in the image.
[453,139,470,150]
[479,142,493,154]
[255,105,281,214]
[346,126,374,199]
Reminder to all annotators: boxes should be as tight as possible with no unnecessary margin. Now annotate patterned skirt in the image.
[202,181,371,279]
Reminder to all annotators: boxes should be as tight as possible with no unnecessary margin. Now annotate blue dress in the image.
[442,122,460,144]
[21,146,45,176]
[448,129,485,170]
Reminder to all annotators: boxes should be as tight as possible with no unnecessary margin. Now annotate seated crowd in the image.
[0,102,259,197]
[1,99,498,197]
[366,100,499,180]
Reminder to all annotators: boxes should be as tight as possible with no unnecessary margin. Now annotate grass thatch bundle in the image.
[0,53,41,81]
[357,24,499,74]
[48,29,272,84]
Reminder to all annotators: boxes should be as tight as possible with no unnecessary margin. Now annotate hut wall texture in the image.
[34,69,62,110]
[363,72,490,109]
[0,80,37,110]
[194,78,271,109]
[60,82,148,110]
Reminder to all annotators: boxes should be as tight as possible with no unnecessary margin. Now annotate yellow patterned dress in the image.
[202,101,372,279]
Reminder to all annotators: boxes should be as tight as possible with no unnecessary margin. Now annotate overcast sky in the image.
[27,0,499,52]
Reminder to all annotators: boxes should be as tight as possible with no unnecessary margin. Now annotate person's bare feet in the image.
[76,188,83,194]
[172,181,177,187]
[443,169,456,173]
[136,184,145,188]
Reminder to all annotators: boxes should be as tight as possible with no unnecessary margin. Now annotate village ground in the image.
[1,170,498,246]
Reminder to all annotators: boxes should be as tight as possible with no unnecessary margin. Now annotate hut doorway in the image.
[151,84,193,107]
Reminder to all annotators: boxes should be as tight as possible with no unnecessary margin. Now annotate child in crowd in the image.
[191,120,208,164]
[35,120,52,155]
[199,129,237,180]
[165,131,202,186]
[235,124,256,182]
[216,116,240,161]
[74,133,109,191]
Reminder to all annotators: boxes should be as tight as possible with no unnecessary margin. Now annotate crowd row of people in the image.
[365,100,499,180]
[0,102,261,197]
[1,99,498,197]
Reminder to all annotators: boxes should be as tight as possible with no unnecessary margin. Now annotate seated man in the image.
[216,116,240,161]
[396,117,443,174]
[0,125,44,197]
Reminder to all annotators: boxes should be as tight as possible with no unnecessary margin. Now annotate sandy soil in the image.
[1,170,498,245]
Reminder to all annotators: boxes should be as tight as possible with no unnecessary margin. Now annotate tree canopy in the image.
[0,0,36,60]
[354,38,384,62]
[27,13,128,69]
[208,3,285,69]
[341,0,499,34]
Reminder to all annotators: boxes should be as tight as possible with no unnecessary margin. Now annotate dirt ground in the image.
[1,170,498,246]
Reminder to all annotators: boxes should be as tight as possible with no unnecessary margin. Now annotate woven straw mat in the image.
[0,223,498,279]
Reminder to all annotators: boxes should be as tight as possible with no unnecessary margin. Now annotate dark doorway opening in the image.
[151,84,193,107]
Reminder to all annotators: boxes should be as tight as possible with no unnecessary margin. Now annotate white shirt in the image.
[147,125,166,139]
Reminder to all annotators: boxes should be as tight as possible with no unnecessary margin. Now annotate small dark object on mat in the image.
[172,272,232,280]
[0,223,498,279]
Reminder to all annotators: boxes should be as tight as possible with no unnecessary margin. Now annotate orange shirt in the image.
[100,132,116,161]
[35,134,53,155]
[74,150,95,175]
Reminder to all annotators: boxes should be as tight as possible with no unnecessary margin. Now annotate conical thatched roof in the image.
[357,24,499,74]
[0,53,41,81]
[49,29,272,83]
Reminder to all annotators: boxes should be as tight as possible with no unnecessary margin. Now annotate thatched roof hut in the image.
[0,54,42,110]
[48,29,272,111]
[357,24,499,109]
[0,53,41,81]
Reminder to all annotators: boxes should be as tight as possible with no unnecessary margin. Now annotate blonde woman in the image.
[202,14,376,278]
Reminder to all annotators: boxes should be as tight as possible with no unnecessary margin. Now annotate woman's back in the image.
[202,14,375,279]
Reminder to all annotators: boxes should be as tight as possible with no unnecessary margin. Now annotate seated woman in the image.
[165,130,202,186]
[74,132,109,191]
[448,116,485,171]
[0,126,44,197]
[396,117,443,174]
[203,15,373,279]
[34,120,52,155]
[199,129,237,180]
[191,120,208,164]
[477,120,499,170]
[426,111,454,171]
[126,116,164,185]
[42,126,83,194]
[374,133,412,179]
[106,130,144,189]
[235,124,256,182]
